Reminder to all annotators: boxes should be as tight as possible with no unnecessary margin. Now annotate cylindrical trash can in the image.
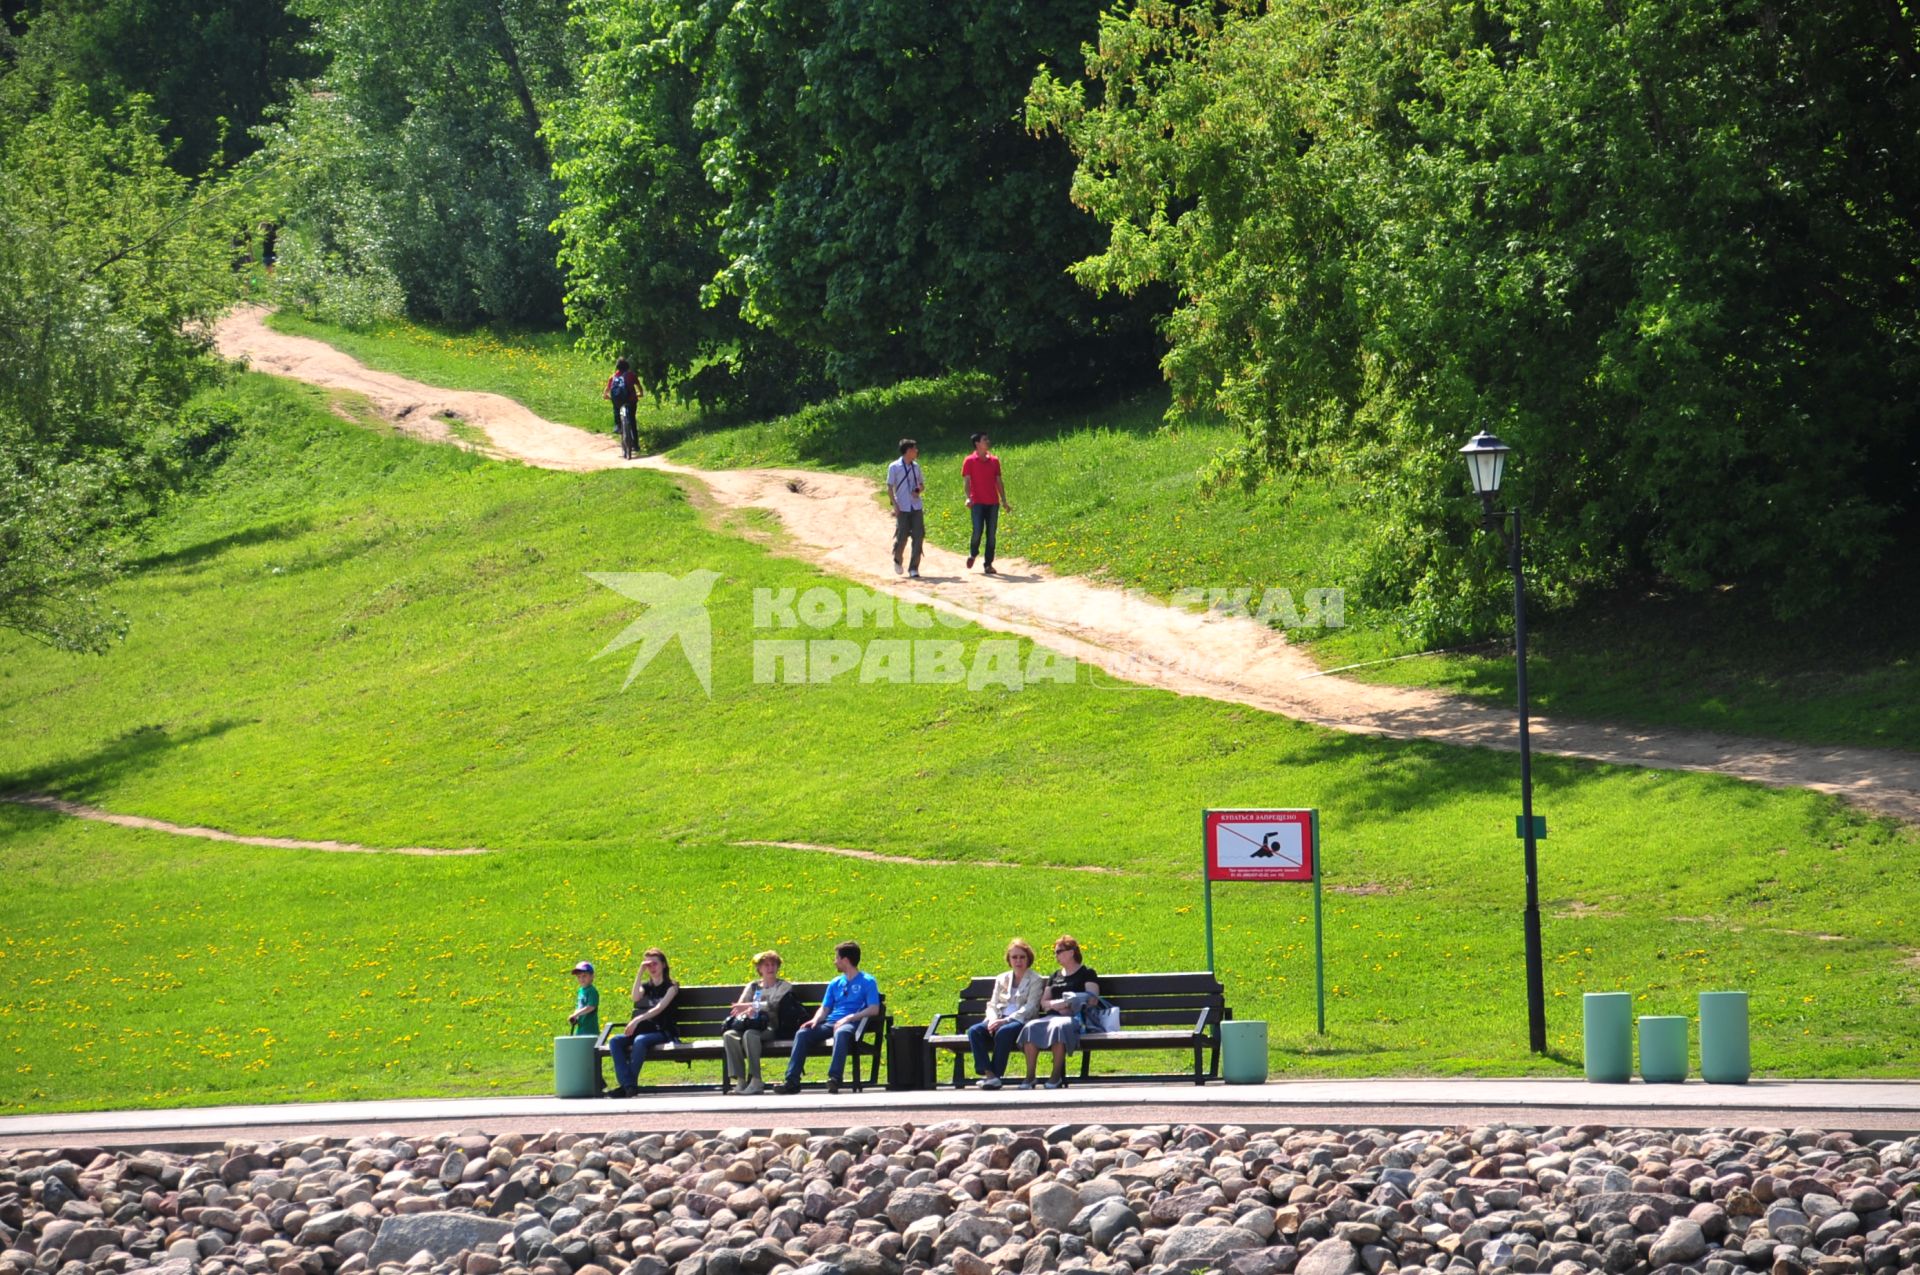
[1220,1020,1269,1085]
[554,1034,599,1098]
[1583,992,1633,1083]
[887,1025,929,1090]
[1638,1015,1689,1083]
[1698,991,1750,1084]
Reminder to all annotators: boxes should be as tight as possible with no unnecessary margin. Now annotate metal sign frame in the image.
[1202,807,1326,1034]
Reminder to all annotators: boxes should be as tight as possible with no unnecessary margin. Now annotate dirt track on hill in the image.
[213,306,1920,824]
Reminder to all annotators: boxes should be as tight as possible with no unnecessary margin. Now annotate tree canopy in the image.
[5,0,315,173]
[1033,0,1920,639]
[260,0,577,326]
[0,73,241,649]
[551,0,1160,407]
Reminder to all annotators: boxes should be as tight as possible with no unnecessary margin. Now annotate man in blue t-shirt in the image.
[779,940,880,1094]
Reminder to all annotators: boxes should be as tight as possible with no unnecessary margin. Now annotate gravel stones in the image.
[0,1124,1917,1275]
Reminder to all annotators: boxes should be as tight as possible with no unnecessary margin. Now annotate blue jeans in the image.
[610,1030,672,1090]
[786,1020,862,1084]
[968,1020,1023,1078]
[969,504,999,564]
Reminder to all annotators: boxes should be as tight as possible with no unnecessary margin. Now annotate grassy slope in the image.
[253,317,1920,752]
[263,311,696,452]
[0,371,1914,1113]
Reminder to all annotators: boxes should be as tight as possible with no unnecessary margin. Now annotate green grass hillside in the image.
[252,316,1920,753]
[1,370,1915,1113]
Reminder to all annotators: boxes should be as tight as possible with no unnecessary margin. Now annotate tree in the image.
[0,77,240,650]
[549,0,825,412]
[1034,0,1920,640]
[5,0,316,173]
[264,0,577,326]
[554,0,1159,404]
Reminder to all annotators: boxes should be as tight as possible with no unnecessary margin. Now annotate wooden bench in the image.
[593,982,889,1093]
[923,971,1228,1088]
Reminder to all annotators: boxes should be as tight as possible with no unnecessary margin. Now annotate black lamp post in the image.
[1459,430,1548,1055]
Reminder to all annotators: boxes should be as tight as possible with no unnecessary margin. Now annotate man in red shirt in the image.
[961,432,1012,575]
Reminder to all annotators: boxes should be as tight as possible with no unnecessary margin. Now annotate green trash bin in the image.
[1220,1020,1268,1085]
[1638,1015,1688,1083]
[554,1034,599,1098]
[1582,992,1632,1083]
[1699,991,1750,1084]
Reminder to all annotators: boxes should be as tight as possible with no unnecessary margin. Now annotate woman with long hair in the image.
[608,947,679,1097]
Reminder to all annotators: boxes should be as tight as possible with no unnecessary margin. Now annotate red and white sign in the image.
[1205,809,1317,882]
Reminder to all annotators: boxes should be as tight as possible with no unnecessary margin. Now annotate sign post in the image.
[1203,808,1325,1034]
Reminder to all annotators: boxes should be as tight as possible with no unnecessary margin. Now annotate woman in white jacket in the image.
[969,938,1044,1089]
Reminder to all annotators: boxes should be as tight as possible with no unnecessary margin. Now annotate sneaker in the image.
[983,564,998,576]
[1018,1079,1037,1090]
[776,1080,801,1095]
[1044,1077,1064,1089]
[976,1076,1003,1090]
[739,1078,764,1096]
[966,554,976,569]
[908,570,921,579]
[827,1076,843,1095]
[893,561,903,575]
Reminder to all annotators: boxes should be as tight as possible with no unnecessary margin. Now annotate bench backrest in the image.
[950,970,1226,1033]
[631,982,884,1041]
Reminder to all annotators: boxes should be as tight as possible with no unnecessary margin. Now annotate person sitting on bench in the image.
[1018,934,1099,1089]
[778,940,878,1095]
[969,937,1043,1089]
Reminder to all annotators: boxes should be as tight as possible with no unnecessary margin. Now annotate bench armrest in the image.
[1193,1006,1214,1036]
[926,1011,949,1039]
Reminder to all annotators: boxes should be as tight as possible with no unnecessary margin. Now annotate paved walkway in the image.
[6,1079,1916,1150]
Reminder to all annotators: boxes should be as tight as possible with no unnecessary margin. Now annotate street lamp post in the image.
[1459,430,1548,1055]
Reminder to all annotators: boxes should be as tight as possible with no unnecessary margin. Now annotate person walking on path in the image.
[605,357,640,460]
[886,439,926,578]
[779,940,880,1094]
[962,432,1011,574]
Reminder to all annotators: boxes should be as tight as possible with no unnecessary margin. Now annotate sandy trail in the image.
[214,306,1920,823]
[5,795,490,856]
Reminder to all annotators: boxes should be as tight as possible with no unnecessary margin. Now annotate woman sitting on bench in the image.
[608,947,679,1097]
[969,937,1043,1090]
[1019,934,1100,1089]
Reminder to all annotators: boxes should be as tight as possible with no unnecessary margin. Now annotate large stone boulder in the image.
[1029,1181,1080,1233]
[1296,1238,1360,1275]
[367,1211,512,1265]
[1158,1225,1263,1267]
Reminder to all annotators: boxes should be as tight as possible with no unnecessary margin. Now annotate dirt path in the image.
[214,307,1920,823]
[5,795,491,856]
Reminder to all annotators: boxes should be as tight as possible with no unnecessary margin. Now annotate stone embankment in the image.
[3,1122,1918,1275]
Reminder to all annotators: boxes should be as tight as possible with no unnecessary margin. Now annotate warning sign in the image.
[1204,809,1317,882]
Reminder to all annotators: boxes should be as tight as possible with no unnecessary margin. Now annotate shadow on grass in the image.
[681,376,1173,470]
[1,719,249,804]
[127,520,313,573]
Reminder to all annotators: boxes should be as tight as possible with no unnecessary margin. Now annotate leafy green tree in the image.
[549,0,825,411]
[1034,0,1920,641]
[266,0,576,325]
[555,0,1157,404]
[5,0,315,173]
[0,77,241,650]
